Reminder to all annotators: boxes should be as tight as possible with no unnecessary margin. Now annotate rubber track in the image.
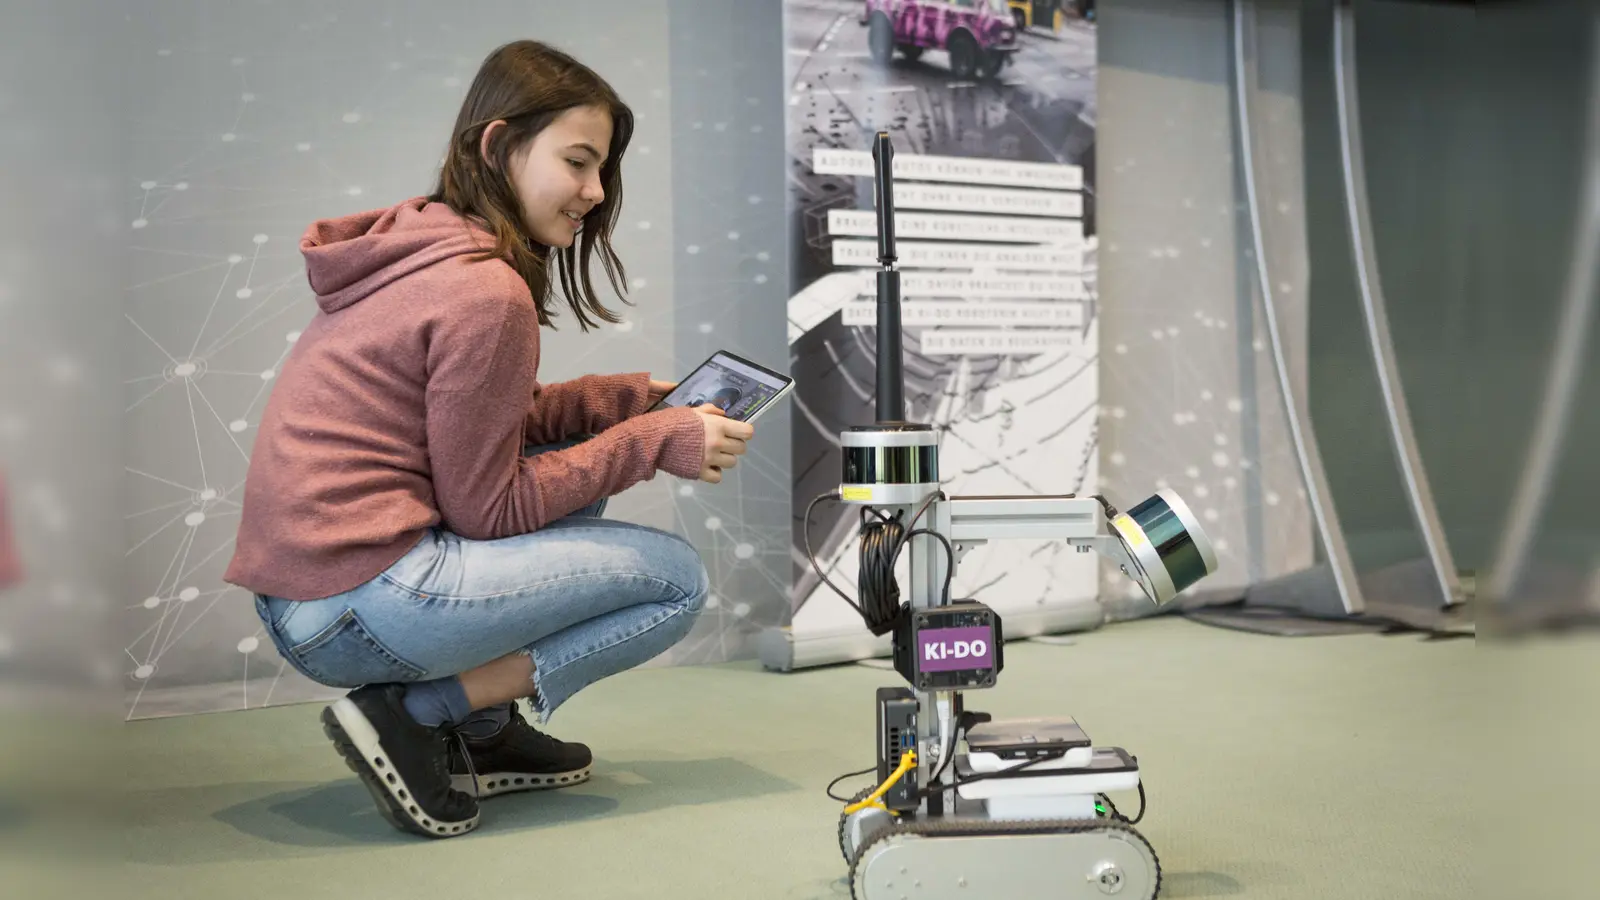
[847,814,1162,900]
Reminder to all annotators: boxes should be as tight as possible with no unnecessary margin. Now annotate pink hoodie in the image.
[224,198,705,601]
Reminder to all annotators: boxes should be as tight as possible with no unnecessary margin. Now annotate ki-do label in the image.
[916,626,995,673]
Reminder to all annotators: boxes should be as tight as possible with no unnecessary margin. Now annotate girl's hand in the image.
[695,405,753,484]
[647,379,677,406]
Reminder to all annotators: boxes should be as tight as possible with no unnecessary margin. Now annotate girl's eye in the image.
[567,159,585,169]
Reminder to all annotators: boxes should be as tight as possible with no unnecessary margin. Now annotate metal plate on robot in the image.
[965,716,1091,759]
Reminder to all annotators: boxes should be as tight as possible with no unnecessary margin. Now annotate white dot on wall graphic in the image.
[1201,390,1214,402]
[180,587,200,602]
[698,323,713,334]
[185,512,206,527]
[734,543,755,560]
[748,195,761,205]
[253,234,269,245]
[632,277,647,288]
[143,596,161,610]
[141,180,156,190]
[236,288,252,299]
[1194,485,1210,498]
[1253,339,1266,352]
[230,419,248,433]
[286,331,301,343]
[237,636,260,654]
[686,245,700,255]
[222,133,236,142]
[733,602,751,618]
[1266,491,1280,506]
[1109,452,1125,467]
[131,219,147,229]
[228,254,243,264]
[1171,413,1184,426]
[1213,452,1230,468]
[1204,509,1219,522]
[1186,466,1200,479]
[260,370,275,381]
[201,488,218,501]
[343,112,361,123]
[242,93,255,102]
[347,187,363,196]
[754,274,768,284]
[297,142,311,152]
[639,145,651,155]
[757,252,770,262]
[714,122,727,132]
[704,594,721,610]
[705,517,722,531]
[1151,330,1163,341]
[173,362,197,378]
[1224,476,1238,489]
[1215,538,1229,552]
[134,665,154,680]
[1115,344,1127,354]
[638,221,651,230]
[1227,397,1243,413]
[727,231,740,241]
[678,485,694,497]
[1214,433,1228,445]
[1155,478,1170,490]
[614,321,634,332]
[1111,407,1125,419]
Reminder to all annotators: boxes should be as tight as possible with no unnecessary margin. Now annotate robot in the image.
[809,134,1218,900]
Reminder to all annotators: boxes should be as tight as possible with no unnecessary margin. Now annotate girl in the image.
[224,40,755,839]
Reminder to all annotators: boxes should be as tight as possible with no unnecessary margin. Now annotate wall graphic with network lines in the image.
[782,3,1105,660]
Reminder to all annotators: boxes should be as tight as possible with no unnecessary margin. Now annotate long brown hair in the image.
[429,40,634,330]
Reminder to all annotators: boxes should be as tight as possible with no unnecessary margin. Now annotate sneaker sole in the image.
[322,700,480,839]
[453,765,592,798]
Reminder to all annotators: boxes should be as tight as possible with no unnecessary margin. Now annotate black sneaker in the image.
[449,702,593,798]
[321,683,481,838]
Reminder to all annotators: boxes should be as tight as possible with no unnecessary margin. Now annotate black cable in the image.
[803,491,866,618]
[825,763,880,802]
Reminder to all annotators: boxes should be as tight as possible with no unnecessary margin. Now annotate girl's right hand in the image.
[696,405,754,483]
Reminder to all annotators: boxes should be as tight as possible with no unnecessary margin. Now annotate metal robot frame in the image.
[818,133,1219,900]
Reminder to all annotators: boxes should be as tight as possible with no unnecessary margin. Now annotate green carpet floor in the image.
[10,616,1597,898]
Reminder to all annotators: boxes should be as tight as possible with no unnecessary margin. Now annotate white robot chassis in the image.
[812,135,1220,900]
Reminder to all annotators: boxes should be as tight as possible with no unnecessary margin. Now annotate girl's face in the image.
[498,104,613,249]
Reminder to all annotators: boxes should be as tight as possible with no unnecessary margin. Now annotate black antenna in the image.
[872,132,905,423]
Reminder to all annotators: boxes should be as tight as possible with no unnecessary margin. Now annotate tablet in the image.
[648,350,794,424]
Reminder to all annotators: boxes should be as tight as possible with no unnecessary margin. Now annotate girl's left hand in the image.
[647,379,677,406]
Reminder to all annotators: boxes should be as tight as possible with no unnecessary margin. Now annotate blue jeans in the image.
[253,440,709,724]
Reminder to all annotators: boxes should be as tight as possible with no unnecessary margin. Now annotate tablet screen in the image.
[655,352,791,422]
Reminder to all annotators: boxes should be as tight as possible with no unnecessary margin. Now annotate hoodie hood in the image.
[300,198,499,314]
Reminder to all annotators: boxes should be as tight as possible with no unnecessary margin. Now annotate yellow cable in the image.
[843,749,917,815]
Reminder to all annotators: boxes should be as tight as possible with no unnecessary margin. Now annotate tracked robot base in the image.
[808,133,1219,900]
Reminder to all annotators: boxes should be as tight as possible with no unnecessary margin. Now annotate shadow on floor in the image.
[125,756,799,864]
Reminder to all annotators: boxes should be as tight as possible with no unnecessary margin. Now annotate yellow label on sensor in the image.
[840,485,873,502]
[1112,514,1147,548]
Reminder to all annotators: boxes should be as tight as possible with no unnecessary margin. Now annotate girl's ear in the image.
[479,120,507,169]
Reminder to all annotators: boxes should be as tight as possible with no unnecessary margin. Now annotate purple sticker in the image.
[916,625,995,673]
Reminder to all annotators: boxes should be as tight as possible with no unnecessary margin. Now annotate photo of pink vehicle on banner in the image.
[766,0,1101,669]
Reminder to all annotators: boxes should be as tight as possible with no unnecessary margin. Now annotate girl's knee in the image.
[660,536,710,616]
